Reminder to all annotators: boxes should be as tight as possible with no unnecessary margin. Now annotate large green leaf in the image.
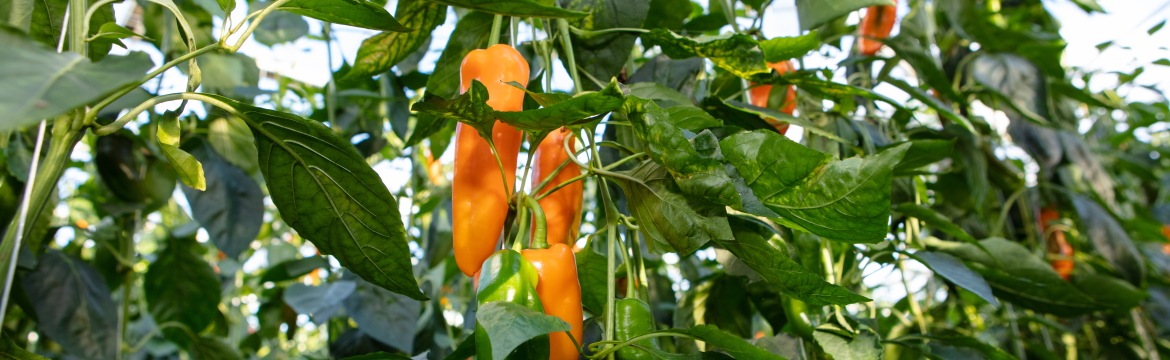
[717,216,871,306]
[280,0,412,32]
[704,274,754,338]
[411,79,498,142]
[813,329,883,360]
[252,10,309,46]
[794,0,893,31]
[476,301,571,360]
[181,140,264,259]
[612,161,734,255]
[23,250,117,360]
[425,0,588,18]
[346,0,447,81]
[207,95,426,301]
[882,139,955,174]
[760,31,820,63]
[343,277,421,353]
[0,31,153,130]
[1071,273,1147,310]
[495,78,627,131]
[145,237,222,348]
[558,0,650,90]
[189,337,245,360]
[721,131,909,243]
[425,11,499,99]
[1071,194,1146,287]
[942,238,1103,317]
[643,29,769,78]
[910,251,997,305]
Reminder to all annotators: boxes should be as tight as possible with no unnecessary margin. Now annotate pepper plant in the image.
[1,0,1169,359]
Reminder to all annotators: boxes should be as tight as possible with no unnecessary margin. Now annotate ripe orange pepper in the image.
[748,60,797,134]
[858,0,897,56]
[532,128,583,246]
[522,244,584,360]
[1039,207,1074,280]
[453,44,528,276]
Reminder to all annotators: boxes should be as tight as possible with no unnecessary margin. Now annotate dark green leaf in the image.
[285,281,357,317]
[969,53,1048,123]
[882,36,960,102]
[344,277,421,353]
[558,0,650,90]
[704,274,754,338]
[575,242,609,315]
[281,0,412,32]
[23,250,117,360]
[628,54,705,92]
[260,256,330,283]
[1149,20,1165,35]
[495,78,626,131]
[189,337,244,360]
[883,139,955,174]
[1071,273,1147,310]
[721,131,910,243]
[343,353,413,360]
[0,338,48,360]
[628,82,694,108]
[412,79,497,142]
[442,332,478,360]
[181,141,262,259]
[426,0,588,17]
[476,301,571,360]
[345,0,447,81]
[612,161,734,255]
[643,29,769,78]
[211,94,425,300]
[760,31,820,63]
[1154,58,1170,67]
[1071,194,1145,287]
[919,335,1016,360]
[891,204,976,243]
[253,11,309,46]
[643,0,690,31]
[911,251,997,305]
[207,116,259,172]
[795,0,893,31]
[721,99,849,143]
[813,329,882,360]
[0,31,153,130]
[668,107,722,131]
[942,238,1103,317]
[145,238,221,348]
[668,325,786,360]
[507,81,574,107]
[717,216,871,306]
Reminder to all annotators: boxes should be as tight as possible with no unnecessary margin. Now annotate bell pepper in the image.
[1039,206,1074,280]
[453,44,529,276]
[614,298,659,360]
[522,244,584,360]
[476,249,549,359]
[749,61,797,134]
[532,128,583,246]
[857,0,897,56]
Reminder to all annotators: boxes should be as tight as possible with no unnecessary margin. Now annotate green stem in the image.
[82,0,119,42]
[584,333,699,359]
[897,254,928,334]
[68,0,86,55]
[489,14,504,47]
[623,228,635,297]
[512,205,529,251]
[524,196,548,249]
[224,0,292,51]
[567,26,649,36]
[86,43,223,129]
[324,22,338,132]
[556,18,583,94]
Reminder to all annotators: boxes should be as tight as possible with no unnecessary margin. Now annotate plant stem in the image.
[556,18,583,94]
[68,0,86,55]
[323,22,339,132]
[567,26,649,36]
[225,0,292,51]
[524,196,548,249]
[87,43,223,129]
[897,253,929,334]
[1133,307,1161,360]
[489,14,504,47]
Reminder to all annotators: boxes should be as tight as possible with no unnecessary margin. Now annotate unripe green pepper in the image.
[476,249,549,360]
[782,296,816,340]
[614,298,659,360]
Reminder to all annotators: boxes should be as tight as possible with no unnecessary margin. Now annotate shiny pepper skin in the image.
[749,61,796,134]
[453,44,529,277]
[858,0,897,56]
[614,298,659,360]
[522,244,584,360]
[532,128,583,246]
[476,250,549,360]
[1040,207,1074,280]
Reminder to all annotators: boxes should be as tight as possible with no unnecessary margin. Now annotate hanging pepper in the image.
[1039,206,1074,280]
[532,128,583,246]
[781,296,816,340]
[749,61,797,134]
[453,44,529,277]
[522,243,584,360]
[857,0,897,56]
[614,298,659,360]
[476,249,549,359]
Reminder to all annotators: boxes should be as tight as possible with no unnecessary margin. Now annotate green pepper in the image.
[782,295,816,340]
[475,249,549,360]
[614,298,659,359]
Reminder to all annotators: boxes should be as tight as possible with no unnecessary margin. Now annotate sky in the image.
[89,0,1170,304]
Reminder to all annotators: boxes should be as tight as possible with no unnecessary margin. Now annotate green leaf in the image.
[969,53,1048,123]
[216,0,235,13]
[0,338,48,360]
[795,0,893,31]
[813,329,883,360]
[185,52,260,98]
[1071,194,1146,287]
[942,238,1103,317]
[285,281,357,317]
[26,0,118,60]
[344,277,422,353]
[343,353,413,360]
[424,0,589,18]
[281,0,412,32]
[1071,273,1147,310]
[411,79,497,142]
[346,0,447,81]
[721,99,849,143]
[476,301,571,360]
[23,250,117,360]
[670,325,786,360]
[612,161,734,255]
[559,0,650,90]
[180,140,263,258]
[1149,20,1166,35]
[721,131,910,243]
[668,107,722,131]
[882,139,955,174]
[760,31,820,63]
[425,11,499,99]
[882,78,974,133]
[145,238,222,348]
[891,203,976,243]
[495,78,627,132]
[882,35,960,103]
[189,337,245,360]
[1154,58,1170,67]
[644,29,769,78]
[90,22,149,42]
[910,251,997,305]
[575,241,610,315]
[507,81,573,107]
[157,111,207,190]
[253,10,309,46]
[207,116,259,172]
[260,256,330,283]
[209,95,426,301]
[0,31,153,130]
[919,335,1016,360]
[442,332,478,360]
[628,82,694,108]
[621,97,741,208]
[704,274,754,338]
[717,216,871,306]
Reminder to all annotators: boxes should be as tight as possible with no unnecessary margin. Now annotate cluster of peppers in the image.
[451,44,662,360]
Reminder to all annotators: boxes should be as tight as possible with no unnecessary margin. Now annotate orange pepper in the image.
[453,44,528,276]
[749,61,797,134]
[1040,207,1074,280]
[858,0,897,56]
[532,128,583,246]
[522,244,584,360]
